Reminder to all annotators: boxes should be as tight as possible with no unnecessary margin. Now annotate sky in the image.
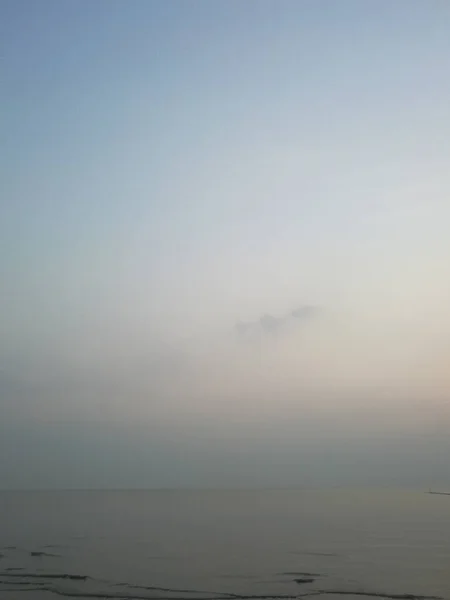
[1,0,450,489]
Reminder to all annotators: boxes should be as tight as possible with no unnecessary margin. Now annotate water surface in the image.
[0,489,448,599]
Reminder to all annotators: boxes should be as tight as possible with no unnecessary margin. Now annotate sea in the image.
[0,489,448,600]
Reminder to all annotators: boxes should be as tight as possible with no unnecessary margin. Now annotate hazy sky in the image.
[1,0,450,489]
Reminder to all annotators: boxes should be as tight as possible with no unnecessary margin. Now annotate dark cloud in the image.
[236,305,320,337]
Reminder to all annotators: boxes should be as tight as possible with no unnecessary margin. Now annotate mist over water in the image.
[2,0,450,491]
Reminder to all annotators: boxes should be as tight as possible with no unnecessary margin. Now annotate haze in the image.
[1,0,449,490]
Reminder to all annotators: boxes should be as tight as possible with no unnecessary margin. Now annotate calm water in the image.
[0,489,448,599]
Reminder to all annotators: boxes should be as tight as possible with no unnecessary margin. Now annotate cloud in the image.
[236,305,320,337]
[259,313,283,333]
[291,305,320,319]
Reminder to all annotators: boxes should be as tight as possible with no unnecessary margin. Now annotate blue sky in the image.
[1,0,450,488]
